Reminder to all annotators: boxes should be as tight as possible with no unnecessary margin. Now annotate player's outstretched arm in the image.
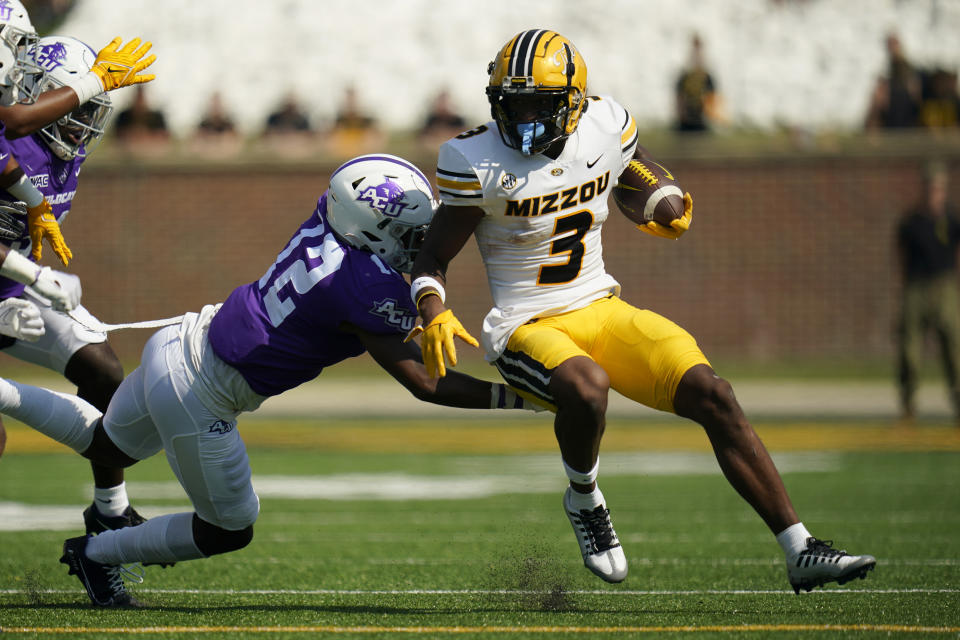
[0,88,83,139]
[354,326,539,411]
[3,37,159,138]
[406,203,484,377]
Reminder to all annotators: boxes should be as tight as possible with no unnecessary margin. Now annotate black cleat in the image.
[83,502,174,568]
[787,537,876,594]
[60,535,139,607]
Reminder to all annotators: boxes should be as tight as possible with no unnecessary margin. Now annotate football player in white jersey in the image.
[408,28,875,593]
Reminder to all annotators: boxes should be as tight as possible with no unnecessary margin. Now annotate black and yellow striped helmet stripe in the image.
[508,28,548,77]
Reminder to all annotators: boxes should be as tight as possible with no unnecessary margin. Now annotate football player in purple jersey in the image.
[0,154,541,607]
[0,34,156,536]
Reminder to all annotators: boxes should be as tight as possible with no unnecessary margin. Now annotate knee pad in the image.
[193,514,254,556]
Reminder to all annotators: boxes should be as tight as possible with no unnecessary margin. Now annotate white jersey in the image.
[437,95,639,360]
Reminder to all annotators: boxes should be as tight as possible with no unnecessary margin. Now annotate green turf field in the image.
[1,417,958,639]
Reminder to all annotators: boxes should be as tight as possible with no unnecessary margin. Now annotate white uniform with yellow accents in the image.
[436,94,639,361]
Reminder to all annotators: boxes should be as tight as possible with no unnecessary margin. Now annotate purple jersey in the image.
[0,133,84,299]
[0,122,10,169]
[208,193,418,397]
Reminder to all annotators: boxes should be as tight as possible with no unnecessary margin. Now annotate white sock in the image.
[86,512,206,565]
[776,522,813,557]
[0,377,101,453]
[562,457,599,485]
[93,483,130,518]
[566,485,606,511]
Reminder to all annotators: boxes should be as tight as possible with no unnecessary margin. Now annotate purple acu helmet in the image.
[326,154,438,273]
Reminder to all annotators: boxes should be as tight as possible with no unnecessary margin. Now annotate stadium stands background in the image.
[17,0,960,372]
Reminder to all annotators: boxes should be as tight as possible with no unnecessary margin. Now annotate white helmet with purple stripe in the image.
[0,0,42,106]
[327,154,438,273]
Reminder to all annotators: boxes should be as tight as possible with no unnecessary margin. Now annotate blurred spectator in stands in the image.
[261,92,316,158]
[191,91,241,157]
[418,88,467,146]
[866,33,922,129]
[919,68,960,130]
[674,33,720,133]
[325,85,383,157]
[895,161,960,424]
[197,91,237,136]
[113,85,170,156]
[265,92,312,134]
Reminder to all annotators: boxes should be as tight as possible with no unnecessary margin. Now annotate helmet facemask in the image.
[487,81,579,155]
[46,93,112,160]
[0,25,41,106]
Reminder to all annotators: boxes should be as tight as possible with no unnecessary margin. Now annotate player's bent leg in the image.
[65,342,129,491]
[550,357,626,582]
[673,365,877,591]
[549,356,609,479]
[65,342,125,412]
[498,316,627,583]
[192,514,255,556]
[673,363,799,534]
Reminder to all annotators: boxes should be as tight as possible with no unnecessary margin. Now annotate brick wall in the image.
[47,151,958,369]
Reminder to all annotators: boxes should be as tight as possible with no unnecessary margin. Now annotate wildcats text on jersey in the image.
[504,171,609,218]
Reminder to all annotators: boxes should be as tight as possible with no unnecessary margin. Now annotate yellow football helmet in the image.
[486,29,588,155]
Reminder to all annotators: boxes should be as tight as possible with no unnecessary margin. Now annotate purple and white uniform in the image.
[102,194,418,531]
[208,193,418,397]
[0,134,82,298]
[0,133,105,371]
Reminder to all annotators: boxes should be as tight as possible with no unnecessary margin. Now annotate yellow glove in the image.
[638,192,693,239]
[91,37,157,91]
[27,199,72,266]
[404,309,479,378]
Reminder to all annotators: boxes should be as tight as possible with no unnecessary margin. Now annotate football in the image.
[612,159,685,227]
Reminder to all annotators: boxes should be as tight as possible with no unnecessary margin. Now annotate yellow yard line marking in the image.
[4,420,960,455]
[3,624,959,634]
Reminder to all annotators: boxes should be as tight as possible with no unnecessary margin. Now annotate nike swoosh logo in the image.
[106,67,124,74]
[96,498,112,503]
[587,154,603,169]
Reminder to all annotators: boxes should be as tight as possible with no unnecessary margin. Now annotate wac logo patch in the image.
[209,420,234,435]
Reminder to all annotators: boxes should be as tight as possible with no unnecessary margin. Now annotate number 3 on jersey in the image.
[537,210,593,285]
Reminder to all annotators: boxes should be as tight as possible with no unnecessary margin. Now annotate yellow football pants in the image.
[494,296,710,413]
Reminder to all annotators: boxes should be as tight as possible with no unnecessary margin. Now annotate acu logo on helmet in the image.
[0,1,13,21]
[357,179,408,218]
[35,42,68,72]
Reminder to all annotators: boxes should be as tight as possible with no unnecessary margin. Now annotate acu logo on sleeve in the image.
[370,298,417,332]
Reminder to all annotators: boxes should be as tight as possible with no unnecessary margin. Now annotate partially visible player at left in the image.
[0,35,147,530]
[0,0,156,270]
[0,3,156,518]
